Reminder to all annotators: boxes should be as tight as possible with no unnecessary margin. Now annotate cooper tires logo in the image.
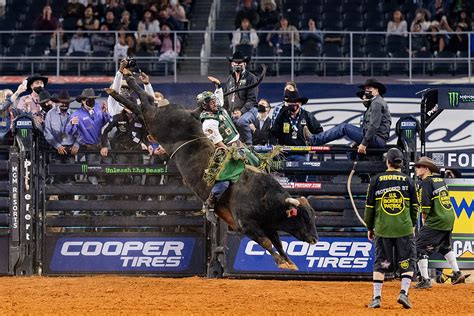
[439,190,452,210]
[381,190,405,216]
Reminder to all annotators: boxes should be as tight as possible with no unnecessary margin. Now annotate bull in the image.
[104,73,318,270]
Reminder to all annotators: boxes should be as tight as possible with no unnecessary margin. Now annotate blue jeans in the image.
[308,123,386,148]
[236,107,257,145]
[211,181,230,201]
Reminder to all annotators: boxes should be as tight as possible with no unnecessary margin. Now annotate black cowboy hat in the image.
[52,89,74,103]
[26,73,48,92]
[358,78,386,95]
[38,90,52,104]
[284,90,308,105]
[227,50,251,63]
[75,88,101,102]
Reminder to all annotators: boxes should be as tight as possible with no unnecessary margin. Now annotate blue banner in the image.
[49,236,202,273]
[229,235,374,274]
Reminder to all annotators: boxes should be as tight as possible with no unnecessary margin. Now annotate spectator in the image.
[231,17,259,52]
[120,10,137,31]
[50,27,70,54]
[0,82,27,145]
[429,0,449,22]
[168,0,187,21]
[181,0,193,17]
[270,81,297,127]
[427,23,445,55]
[410,9,432,32]
[114,31,131,60]
[158,7,183,31]
[91,24,115,54]
[136,10,160,53]
[104,0,124,20]
[62,0,86,30]
[66,27,91,55]
[267,15,300,52]
[102,9,119,30]
[223,51,259,145]
[447,22,469,54]
[258,0,279,30]
[158,23,181,61]
[411,23,430,56]
[33,4,59,31]
[235,0,259,29]
[15,74,48,115]
[300,18,323,54]
[44,90,79,184]
[250,99,272,145]
[449,0,470,22]
[125,0,144,23]
[65,88,112,186]
[270,90,323,159]
[455,9,472,31]
[77,5,100,30]
[386,10,407,37]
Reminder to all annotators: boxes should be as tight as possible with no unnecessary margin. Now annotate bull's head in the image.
[282,197,318,245]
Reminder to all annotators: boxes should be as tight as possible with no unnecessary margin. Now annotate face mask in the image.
[257,104,267,112]
[33,86,43,94]
[362,100,371,108]
[364,91,374,99]
[59,105,69,112]
[289,104,300,113]
[232,65,243,73]
[85,99,95,108]
[40,103,52,112]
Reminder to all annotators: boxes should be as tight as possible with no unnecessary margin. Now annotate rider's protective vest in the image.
[200,109,239,145]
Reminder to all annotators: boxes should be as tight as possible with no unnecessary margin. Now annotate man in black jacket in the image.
[250,98,272,145]
[304,79,391,155]
[270,90,323,160]
[224,51,259,145]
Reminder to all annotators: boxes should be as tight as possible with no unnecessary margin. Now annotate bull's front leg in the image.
[264,229,298,271]
[241,222,289,270]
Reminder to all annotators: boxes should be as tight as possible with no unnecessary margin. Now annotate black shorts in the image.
[374,235,416,273]
[416,225,452,257]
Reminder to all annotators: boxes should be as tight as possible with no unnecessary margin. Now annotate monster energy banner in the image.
[439,88,474,110]
[48,164,174,175]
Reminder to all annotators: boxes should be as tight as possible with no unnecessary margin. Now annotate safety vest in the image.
[200,109,239,145]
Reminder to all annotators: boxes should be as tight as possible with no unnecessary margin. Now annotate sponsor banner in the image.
[47,236,205,274]
[228,235,374,274]
[439,88,474,109]
[430,151,474,169]
[280,182,322,189]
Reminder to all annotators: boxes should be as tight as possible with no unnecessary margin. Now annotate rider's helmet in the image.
[196,91,216,109]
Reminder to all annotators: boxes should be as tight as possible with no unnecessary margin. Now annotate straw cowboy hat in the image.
[415,156,440,174]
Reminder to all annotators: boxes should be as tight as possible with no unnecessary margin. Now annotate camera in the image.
[125,56,141,74]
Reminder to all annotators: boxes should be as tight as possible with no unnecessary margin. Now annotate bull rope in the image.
[347,160,367,227]
[169,137,211,159]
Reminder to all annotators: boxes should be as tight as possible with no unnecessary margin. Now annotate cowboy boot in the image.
[203,193,218,223]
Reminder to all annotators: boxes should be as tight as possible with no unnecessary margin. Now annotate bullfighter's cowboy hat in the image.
[227,50,251,63]
[284,90,308,105]
[38,90,53,104]
[358,78,386,95]
[415,156,440,174]
[26,73,48,92]
[52,90,75,103]
[75,88,101,102]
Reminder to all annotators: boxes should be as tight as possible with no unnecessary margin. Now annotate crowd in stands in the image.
[230,0,472,75]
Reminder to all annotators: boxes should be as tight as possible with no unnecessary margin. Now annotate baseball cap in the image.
[385,148,404,164]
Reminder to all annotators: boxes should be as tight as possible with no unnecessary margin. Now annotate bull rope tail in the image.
[169,137,210,159]
[347,160,367,227]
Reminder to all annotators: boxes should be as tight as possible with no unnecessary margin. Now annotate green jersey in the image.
[364,170,419,238]
[417,175,455,231]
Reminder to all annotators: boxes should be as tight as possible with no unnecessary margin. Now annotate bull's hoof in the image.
[277,261,299,271]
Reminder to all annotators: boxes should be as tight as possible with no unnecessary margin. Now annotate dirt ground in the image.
[0,276,472,315]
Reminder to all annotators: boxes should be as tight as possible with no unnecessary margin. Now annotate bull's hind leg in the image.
[242,223,290,270]
[265,230,298,271]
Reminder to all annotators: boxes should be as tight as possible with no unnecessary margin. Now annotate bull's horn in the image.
[285,197,300,207]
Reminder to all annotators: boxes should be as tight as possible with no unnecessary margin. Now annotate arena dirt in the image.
[0,276,472,314]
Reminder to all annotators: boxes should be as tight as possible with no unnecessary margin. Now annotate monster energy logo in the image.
[20,129,27,138]
[404,129,414,139]
[448,91,460,107]
[81,164,88,173]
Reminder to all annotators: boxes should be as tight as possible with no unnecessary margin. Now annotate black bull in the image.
[105,74,318,270]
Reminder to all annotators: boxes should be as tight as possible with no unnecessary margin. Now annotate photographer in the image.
[107,58,154,116]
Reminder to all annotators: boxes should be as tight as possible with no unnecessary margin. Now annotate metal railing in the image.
[0,29,472,83]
